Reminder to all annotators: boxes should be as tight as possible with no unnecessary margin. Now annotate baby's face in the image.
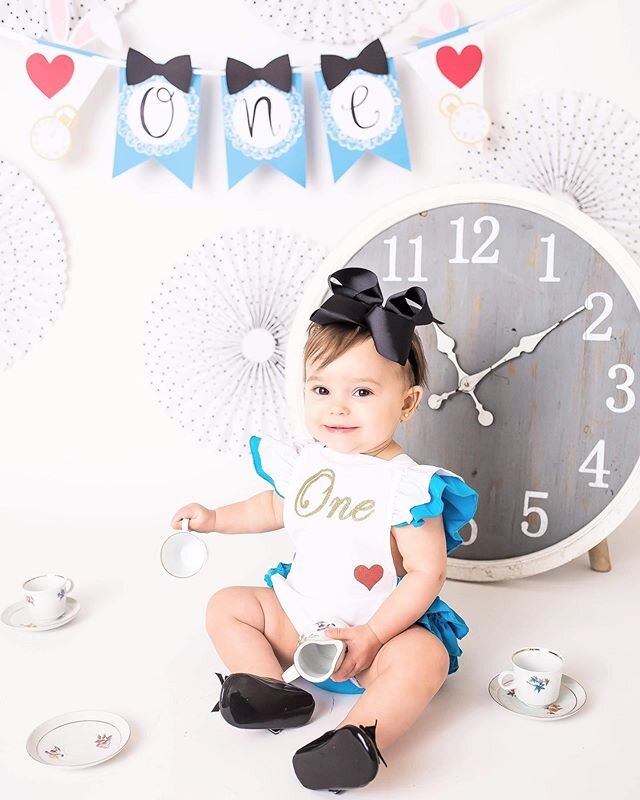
[304,337,413,455]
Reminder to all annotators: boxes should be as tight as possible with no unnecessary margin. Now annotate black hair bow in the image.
[309,267,443,366]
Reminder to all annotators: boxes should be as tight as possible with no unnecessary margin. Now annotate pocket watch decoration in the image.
[286,184,640,581]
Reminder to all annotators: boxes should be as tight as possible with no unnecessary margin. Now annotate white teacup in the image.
[498,646,564,706]
[23,574,74,623]
[282,619,347,684]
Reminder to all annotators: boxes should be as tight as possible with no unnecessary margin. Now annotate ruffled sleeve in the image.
[391,464,479,555]
[249,435,298,499]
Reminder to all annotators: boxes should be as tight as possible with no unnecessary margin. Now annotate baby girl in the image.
[171,267,478,792]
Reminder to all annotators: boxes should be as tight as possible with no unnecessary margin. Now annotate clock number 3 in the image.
[449,216,500,264]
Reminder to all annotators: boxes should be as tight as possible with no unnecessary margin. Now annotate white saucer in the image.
[1,596,80,631]
[161,528,208,578]
[26,710,130,768]
[488,673,587,720]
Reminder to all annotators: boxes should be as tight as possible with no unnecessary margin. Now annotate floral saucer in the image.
[488,673,586,720]
[26,710,130,768]
[1,597,80,631]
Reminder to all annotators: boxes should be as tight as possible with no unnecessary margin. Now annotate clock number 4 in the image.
[521,491,549,538]
[579,439,611,489]
[449,216,500,264]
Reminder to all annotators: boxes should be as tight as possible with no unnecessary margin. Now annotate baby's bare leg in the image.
[339,626,450,752]
[206,586,299,681]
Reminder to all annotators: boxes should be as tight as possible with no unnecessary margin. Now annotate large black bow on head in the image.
[226,55,292,94]
[320,39,389,91]
[309,267,444,366]
[126,48,193,93]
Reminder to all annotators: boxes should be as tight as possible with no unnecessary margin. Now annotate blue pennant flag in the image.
[316,58,410,182]
[113,69,201,188]
[221,72,306,188]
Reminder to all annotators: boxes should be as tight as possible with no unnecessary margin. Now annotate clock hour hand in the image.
[429,323,494,425]
[460,304,587,394]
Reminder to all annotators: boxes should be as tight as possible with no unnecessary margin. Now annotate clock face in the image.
[305,197,640,567]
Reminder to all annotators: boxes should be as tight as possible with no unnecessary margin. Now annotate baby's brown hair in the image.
[304,322,429,390]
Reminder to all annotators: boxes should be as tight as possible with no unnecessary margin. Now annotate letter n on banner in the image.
[315,59,411,182]
[113,71,201,187]
[221,74,306,188]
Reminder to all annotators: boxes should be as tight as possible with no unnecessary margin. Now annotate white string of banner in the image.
[0,0,540,76]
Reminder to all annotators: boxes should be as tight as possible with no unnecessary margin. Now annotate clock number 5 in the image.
[449,216,500,264]
[521,491,549,538]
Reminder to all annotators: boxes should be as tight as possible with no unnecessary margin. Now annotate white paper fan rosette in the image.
[144,228,327,455]
[461,91,640,261]
[0,160,66,370]
[2,0,133,37]
[244,0,426,44]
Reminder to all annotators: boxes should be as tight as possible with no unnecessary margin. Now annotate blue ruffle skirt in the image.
[264,562,469,689]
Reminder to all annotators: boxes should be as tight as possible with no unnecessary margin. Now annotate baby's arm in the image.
[171,491,284,534]
[367,516,447,644]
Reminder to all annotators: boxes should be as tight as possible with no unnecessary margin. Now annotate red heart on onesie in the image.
[435,45,482,88]
[354,564,383,591]
[26,53,75,98]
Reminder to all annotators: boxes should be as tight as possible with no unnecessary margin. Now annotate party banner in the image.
[221,55,306,188]
[405,30,489,144]
[25,41,108,159]
[113,50,201,187]
[316,40,411,182]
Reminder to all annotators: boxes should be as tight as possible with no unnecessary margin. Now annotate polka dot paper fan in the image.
[0,160,66,370]
[1,0,133,38]
[461,91,640,261]
[244,0,426,44]
[144,228,327,455]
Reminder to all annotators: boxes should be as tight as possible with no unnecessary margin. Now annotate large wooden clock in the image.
[286,184,640,581]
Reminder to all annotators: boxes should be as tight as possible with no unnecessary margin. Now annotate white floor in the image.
[2,502,640,800]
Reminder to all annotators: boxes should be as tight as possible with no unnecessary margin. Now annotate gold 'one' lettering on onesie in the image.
[294,468,376,522]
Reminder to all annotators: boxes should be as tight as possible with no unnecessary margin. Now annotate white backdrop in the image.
[1,1,640,796]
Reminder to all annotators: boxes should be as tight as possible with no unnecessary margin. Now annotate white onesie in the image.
[250,435,478,671]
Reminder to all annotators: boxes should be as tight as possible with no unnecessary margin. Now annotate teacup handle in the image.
[498,670,516,690]
[63,578,74,595]
[181,518,190,533]
[282,664,299,683]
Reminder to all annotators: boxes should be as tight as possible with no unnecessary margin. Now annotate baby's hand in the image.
[325,624,383,682]
[171,503,216,533]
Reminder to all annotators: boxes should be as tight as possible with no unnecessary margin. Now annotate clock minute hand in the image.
[460,304,587,394]
[432,322,470,384]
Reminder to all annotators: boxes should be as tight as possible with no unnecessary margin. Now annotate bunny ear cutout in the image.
[46,0,70,43]
[68,6,123,49]
[439,1,460,30]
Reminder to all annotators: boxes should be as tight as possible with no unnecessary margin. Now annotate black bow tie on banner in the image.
[309,268,444,366]
[225,55,292,94]
[320,39,389,91]
[126,48,193,93]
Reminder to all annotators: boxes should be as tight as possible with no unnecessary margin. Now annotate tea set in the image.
[2,521,587,768]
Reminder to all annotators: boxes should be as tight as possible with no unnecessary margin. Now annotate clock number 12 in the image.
[449,215,500,264]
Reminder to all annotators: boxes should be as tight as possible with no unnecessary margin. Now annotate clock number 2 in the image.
[449,216,500,264]
[582,292,613,341]
[521,491,549,538]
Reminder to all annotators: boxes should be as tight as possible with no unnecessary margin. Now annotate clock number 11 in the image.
[382,235,428,282]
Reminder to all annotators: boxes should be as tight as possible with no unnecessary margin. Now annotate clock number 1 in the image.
[449,216,500,264]
[521,490,549,538]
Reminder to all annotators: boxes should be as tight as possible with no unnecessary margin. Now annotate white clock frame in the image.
[285,183,640,582]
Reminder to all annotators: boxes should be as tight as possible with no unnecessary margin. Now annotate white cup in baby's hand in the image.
[161,518,208,578]
[23,574,74,623]
[498,646,564,707]
[282,619,347,684]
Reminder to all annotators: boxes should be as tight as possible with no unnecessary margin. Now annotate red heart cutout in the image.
[26,53,75,98]
[354,564,383,591]
[435,45,482,89]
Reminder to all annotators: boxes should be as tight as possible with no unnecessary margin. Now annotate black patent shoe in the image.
[292,721,388,793]
[211,672,315,732]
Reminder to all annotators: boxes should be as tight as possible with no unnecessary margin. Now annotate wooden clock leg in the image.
[588,539,612,572]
